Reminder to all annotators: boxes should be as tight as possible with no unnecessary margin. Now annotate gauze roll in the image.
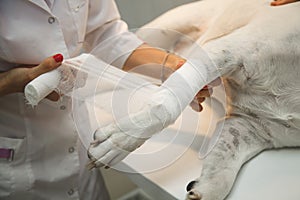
[24,54,89,106]
[24,69,61,106]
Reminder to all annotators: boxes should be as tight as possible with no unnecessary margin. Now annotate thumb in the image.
[29,54,64,80]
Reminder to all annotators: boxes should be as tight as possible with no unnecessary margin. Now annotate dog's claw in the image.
[86,161,96,170]
[187,190,202,200]
[186,180,198,191]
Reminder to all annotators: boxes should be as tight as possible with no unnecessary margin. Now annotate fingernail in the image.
[53,54,63,62]
[176,60,185,68]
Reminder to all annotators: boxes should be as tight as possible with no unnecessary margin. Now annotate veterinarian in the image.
[0,0,213,199]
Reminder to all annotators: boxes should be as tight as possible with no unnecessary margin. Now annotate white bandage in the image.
[156,61,207,123]
[24,55,89,106]
[89,59,209,168]
[24,70,61,106]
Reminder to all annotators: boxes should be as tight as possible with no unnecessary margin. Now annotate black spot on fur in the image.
[248,130,260,140]
[229,127,240,148]
[243,135,251,145]
[233,137,239,148]
[226,143,232,150]
[219,141,229,152]
[229,127,240,137]
[238,62,244,68]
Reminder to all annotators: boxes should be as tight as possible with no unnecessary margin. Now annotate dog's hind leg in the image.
[186,116,274,200]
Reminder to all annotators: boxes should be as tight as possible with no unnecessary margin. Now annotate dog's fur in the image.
[137,0,300,199]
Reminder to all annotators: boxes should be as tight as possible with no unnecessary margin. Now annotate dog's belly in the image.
[224,64,300,147]
[199,1,300,137]
[138,0,300,144]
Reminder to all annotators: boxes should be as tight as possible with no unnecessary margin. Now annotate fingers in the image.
[270,0,298,6]
[195,88,213,98]
[46,91,60,101]
[203,77,221,89]
[190,88,212,112]
[190,100,203,112]
[190,81,215,112]
[271,0,285,6]
[29,54,63,80]
[209,77,222,87]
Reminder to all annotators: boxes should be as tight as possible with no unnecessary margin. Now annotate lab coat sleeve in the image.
[84,0,144,68]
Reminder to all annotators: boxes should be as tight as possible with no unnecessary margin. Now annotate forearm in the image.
[123,44,186,75]
[0,70,26,96]
[271,0,300,6]
[0,71,11,96]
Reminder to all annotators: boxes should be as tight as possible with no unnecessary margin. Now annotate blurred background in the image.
[116,0,197,29]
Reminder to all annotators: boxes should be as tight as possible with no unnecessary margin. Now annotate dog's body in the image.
[137,0,300,199]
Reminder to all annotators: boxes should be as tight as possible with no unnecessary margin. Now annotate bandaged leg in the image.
[88,45,220,168]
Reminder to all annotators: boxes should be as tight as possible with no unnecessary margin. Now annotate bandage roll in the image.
[24,69,61,106]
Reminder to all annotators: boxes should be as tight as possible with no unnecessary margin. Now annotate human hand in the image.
[190,78,221,112]
[270,0,299,6]
[0,54,63,100]
[24,54,90,105]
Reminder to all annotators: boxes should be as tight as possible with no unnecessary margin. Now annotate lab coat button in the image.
[48,17,55,24]
[67,189,74,196]
[60,105,66,110]
[68,147,75,153]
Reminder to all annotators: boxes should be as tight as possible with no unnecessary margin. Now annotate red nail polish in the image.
[53,54,63,62]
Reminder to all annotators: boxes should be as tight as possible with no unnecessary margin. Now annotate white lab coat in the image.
[0,0,143,199]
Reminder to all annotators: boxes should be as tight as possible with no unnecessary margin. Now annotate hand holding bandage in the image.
[24,54,88,105]
[0,54,63,100]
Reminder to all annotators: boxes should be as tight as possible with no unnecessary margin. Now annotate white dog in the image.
[136,0,300,199]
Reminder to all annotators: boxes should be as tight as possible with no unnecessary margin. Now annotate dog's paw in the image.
[186,190,202,200]
[186,180,228,200]
[186,180,202,200]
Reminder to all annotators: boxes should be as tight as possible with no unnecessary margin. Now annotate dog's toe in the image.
[187,190,202,200]
[186,180,198,192]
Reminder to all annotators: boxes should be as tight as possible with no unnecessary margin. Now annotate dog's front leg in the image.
[186,117,274,200]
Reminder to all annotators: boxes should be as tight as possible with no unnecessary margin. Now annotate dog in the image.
[136,0,300,199]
